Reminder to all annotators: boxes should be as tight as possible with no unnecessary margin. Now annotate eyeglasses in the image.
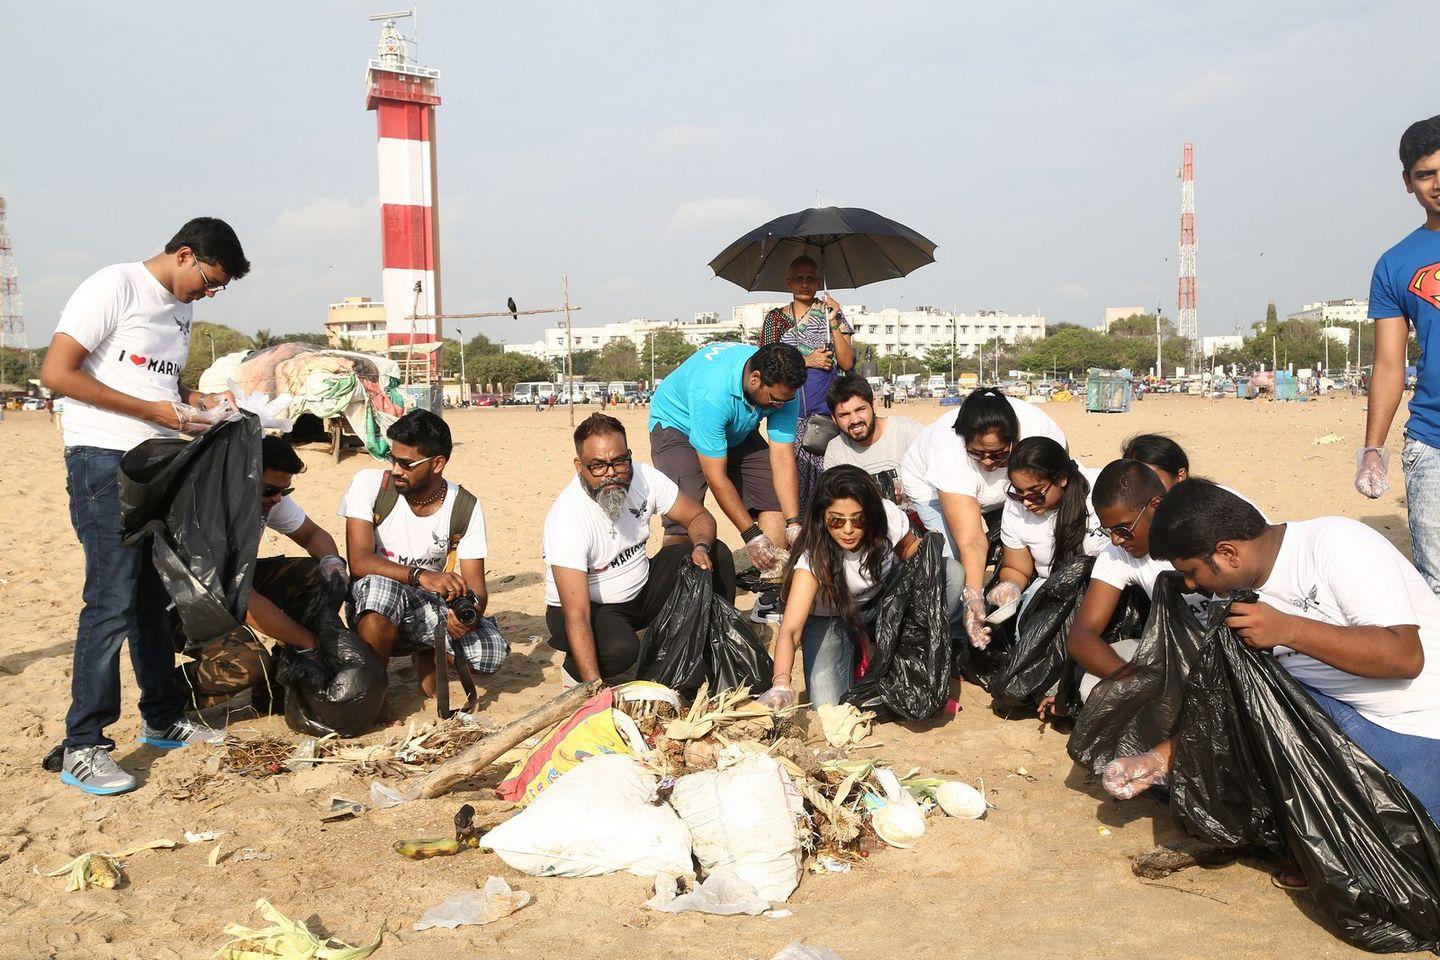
[583,453,633,477]
[193,258,227,293]
[966,444,1011,466]
[825,514,867,531]
[387,454,435,470]
[1006,481,1051,506]
[1099,501,1152,542]
[262,484,294,498]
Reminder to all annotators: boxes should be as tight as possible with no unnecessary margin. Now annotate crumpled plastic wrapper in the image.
[414,877,532,930]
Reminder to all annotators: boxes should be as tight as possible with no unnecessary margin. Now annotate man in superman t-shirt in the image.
[1361,115,1440,594]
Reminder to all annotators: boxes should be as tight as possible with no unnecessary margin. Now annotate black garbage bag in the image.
[636,560,773,694]
[1169,613,1440,953]
[273,613,387,738]
[950,508,1012,689]
[844,533,951,721]
[119,414,262,644]
[1068,572,1207,773]
[993,556,1150,717]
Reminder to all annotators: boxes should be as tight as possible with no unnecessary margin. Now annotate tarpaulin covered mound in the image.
[199,343,408,458]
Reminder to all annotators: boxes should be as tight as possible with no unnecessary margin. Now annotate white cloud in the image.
[266,196,378,257]
[666,197,769,235]
[651,123,722,153]
[1056,282,1091,300]
[1172,67,1241,107]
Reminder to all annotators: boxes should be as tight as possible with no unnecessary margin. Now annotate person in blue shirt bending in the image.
[649,342,807,575]
[1360,114,1440,594]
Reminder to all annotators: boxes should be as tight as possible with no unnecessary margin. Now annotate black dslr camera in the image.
[447,591,480,628]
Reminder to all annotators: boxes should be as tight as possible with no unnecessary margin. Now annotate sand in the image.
[0,394,1421,960]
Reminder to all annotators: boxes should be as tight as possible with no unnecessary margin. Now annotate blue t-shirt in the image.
[1370,226,1440,447]
[648,342,801,458]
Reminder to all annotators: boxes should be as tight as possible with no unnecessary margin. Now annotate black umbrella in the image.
[708,206,936,292]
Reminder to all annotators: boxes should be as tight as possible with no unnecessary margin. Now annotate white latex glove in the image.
[319,554,350,590]
[1102,748,1170,800]
[963,586,991,649]
[1355,447,1390,499]
[785,522,802,547]
[756,684,796,711]
[745,533,780,571]
[987,581,1023,608]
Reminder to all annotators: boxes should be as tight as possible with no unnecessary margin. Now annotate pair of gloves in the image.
[745,523,803,572]
[1355,447,1390,499]
[962,581,1024,650]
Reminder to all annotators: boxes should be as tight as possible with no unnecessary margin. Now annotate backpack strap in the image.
[444,485,479,572]
[372,471,400,527]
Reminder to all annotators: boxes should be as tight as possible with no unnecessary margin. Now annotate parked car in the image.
[473,394,502,407]
[21,397,45,411]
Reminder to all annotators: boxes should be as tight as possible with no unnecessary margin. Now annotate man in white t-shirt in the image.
[1105,479,1440,821]
[545,413,733,683]
[39,218,250,796]
[822,376,924,507]
[341,410,507,700]
[175,437,350,710]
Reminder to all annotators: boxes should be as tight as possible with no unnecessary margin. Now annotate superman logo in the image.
[1409,261,1440,309]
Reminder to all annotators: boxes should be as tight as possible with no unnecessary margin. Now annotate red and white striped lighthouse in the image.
[365,12,442,354]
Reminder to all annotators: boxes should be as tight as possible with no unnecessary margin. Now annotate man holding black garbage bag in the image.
[340,410,508,700]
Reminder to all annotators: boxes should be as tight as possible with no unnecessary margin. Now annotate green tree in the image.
[184,322,255,386]
[922,343,955,374]
[876,350,922,378]
[591,338,644,382]
[703,329,743,344]
[640,328,695,381]
[473,352,553,392]
[567,349,599,377]
[1018,327,1119,377]
[0,347,44,387]
[276,332,328,347]
[252,328,279,349]
[1265,301,1279,328]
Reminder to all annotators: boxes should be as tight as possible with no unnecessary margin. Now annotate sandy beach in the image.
[0,394,1421,960]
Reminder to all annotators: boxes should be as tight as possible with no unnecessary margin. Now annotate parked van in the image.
[513,381,557,403]
[607,381,640,399]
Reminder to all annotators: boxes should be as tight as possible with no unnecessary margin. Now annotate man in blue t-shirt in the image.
[1361,115,1440,593]
[649,342,807,573]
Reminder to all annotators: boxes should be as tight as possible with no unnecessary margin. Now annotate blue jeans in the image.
[1402,438,1440,595]
[1306,685,1440,822]
[800,615,863,706]
[64,446,184,749]
[914,496,971,628]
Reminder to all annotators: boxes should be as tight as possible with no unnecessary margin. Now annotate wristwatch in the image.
[695,541,715,554]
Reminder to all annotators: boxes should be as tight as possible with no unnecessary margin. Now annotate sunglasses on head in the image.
[825,513,867,531]
[263,484,294,498]
[1006,481,1051,506]
[1099,500,1153,542]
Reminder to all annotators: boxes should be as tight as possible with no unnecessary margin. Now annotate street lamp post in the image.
[949,316,956,385]
[1154,305,1163,380]
[457,319,468,405]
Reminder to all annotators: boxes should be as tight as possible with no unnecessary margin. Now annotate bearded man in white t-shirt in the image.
[1104,479,1440,824]
[341,410,507,701]
[544,413,733,684]
[39,218,250,796]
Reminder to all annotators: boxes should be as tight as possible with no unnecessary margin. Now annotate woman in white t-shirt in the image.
[757,466,919,709]
[988,438,1106,621]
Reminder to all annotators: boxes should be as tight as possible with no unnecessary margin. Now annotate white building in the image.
[526,314,750,361]
[1288,298,1369,326]
[843,305,1045,358]
[1102,306,1147,331]
[1200,335,1243,355]
[731,301,789,331]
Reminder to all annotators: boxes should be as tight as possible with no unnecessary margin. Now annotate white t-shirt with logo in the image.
[1255,517,1440,739]
[263,495,307,536]
[55,262,194,452]
[795,500,912,617]
[899,397,1068,509]
[1000,466,1106,578]
[543,462,679,605]
[339,469,488,571]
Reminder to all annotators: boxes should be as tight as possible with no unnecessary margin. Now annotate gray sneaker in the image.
[61,746,138,796]
[139,716,225,750]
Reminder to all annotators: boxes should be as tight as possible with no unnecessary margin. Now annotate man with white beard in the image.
[543,413,735,684]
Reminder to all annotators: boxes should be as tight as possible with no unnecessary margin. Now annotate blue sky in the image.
[1,0,1432,347]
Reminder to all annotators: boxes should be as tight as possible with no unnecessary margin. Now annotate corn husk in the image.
[214,899,384,960]
[34,839,179,892]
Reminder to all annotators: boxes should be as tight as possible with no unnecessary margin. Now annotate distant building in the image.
[731,301,789,331]
[325,297,388,353]
[529,315,750,362]
[1288,298,1369,327]
[693,311,721,324]
[844,305,1045,358]
[1201,335,1243,355]
[1103,306,1147,331]
[503,341,549,359]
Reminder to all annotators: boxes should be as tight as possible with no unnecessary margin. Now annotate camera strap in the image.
[372,474,479,572]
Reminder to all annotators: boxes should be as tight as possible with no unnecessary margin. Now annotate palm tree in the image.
[253,328,277,349]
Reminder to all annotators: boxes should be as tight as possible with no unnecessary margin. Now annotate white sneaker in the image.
[61,746,138,795]
[139,717,225,750]
[749,591,782,624]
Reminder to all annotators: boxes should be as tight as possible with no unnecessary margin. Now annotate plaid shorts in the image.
[351,574,509,674]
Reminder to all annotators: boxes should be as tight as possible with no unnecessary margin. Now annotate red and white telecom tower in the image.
[0,197,24,350]
[365,10,442,371]
[1177,142,1197,349]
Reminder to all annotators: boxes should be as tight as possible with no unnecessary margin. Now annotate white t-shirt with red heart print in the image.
[55,262,194,452]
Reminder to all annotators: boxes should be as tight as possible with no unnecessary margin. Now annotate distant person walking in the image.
[882,380,895,409]
[39,217,250,795]
[760,256,855,508]
[1360,115,1440,593]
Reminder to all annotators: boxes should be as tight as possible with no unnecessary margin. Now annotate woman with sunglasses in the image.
[756,466,919,710]
[899,386,1067,647]
[987,438,1106,620]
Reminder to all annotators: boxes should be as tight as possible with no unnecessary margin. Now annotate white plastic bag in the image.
[414,877,531,930]
[670,754,806,902]
[228,379,296,432]
[644,868,771,916]
[771,944,845,960]
[484,754,692,878]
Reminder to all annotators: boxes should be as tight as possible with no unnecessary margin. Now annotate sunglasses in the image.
[387,454,435,470]
[825,514,867,531]
[583,453,633,477]
[966,444,1011,466]
[1099,501,1152,542]
[194,258,227,293]
[1006,481,1051,506]
[262,484,294,498]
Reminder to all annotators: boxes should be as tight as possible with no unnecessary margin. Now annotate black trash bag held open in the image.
[842,533,952,721]
[272,580,387,738]
[1068,572,1207,774]
[993,556,1150,717]
[1169,611,1440,954]
[636,561,773,694]
[950,508,1013,689]
[119,415,262,644]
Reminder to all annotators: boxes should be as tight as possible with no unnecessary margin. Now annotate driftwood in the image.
[1130,841,1259,879]
[411,679,604,799]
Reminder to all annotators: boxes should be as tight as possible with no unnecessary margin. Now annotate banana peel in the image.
[214,898,384,959]
[393,803,485,860]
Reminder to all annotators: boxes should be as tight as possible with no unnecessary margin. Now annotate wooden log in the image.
[411,679,604,800]
[1130,842,1258,879]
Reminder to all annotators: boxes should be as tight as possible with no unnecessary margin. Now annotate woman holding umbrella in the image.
[759,255,856,507]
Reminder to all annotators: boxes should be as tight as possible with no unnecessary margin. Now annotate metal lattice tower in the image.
[1176,143,1197,350]
[0,197,24,350]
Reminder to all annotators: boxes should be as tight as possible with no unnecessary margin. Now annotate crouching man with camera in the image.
[341,410,507,699]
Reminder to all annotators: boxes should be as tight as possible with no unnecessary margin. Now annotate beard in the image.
[846,417,875,442]
[589,479,630,520]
